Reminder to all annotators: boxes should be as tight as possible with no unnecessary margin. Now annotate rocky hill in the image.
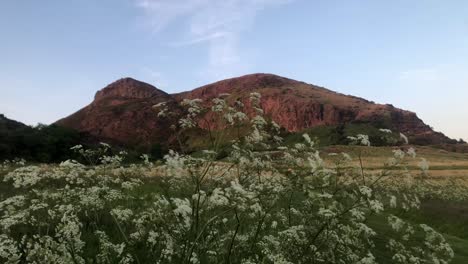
[56,78,182,147]
[56,73,454,147]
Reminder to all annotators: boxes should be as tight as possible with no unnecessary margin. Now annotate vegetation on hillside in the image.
[0,115,81,163]
[0,114,168,164]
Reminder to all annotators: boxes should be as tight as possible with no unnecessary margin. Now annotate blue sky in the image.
[1,0,467,140]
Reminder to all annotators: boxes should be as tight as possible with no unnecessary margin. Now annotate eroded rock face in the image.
[56,78,181,147]
[258,96,357,131]
[175,73,452,144]
[94,78,162,102]
[57,73,454,146]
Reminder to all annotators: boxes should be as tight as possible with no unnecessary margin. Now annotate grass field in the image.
[319,145,468,263]
[1,143,467,263]
[322,145,468,177]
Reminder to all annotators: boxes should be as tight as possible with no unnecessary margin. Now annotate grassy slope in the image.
[283,123,401,147]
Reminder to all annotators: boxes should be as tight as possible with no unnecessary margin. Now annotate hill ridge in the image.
[55,73,455,146]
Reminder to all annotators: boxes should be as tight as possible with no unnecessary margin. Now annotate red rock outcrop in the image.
[56,74,454,146]
[175,73,452,144]
[56,78,181,147]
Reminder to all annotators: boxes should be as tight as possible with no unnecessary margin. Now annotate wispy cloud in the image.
[168,31,229,47]
[140,67,169,89]
[398,65,468,88]
[135,0,292,80]
[399,68,439,82]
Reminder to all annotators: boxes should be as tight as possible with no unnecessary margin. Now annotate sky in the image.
[0,0,467,141]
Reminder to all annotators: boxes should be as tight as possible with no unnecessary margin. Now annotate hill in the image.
[56,77,182,149]
[56,73,456,147]
[0,114,81,162]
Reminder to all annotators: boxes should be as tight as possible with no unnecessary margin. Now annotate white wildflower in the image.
[318,208,336,218]
[358,253,377,264]
[379,128,392,134]
[388,215,405,232]
[348,134,371,146]
[407,147,417,158]
[271,221,278,229]
[392,149,405,160]
[418,158,429,172]
[369,200,384,213]
[111,208,133,222]
[389,196,397,208]
[400,133,409,144]
[359,186,372,198]
[100,142,111,149]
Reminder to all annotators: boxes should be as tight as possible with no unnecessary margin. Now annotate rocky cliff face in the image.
[56,78,181,147]
[56,74,454,146]
[175,74,451,144]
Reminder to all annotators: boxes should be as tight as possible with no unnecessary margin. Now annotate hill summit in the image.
[94,77,166,102]
[56,78,181,146]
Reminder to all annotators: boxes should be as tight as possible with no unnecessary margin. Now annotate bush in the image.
[0,123,81,163]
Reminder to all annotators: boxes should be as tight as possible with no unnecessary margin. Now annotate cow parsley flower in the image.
[369,200,384,213]
[348,134,371,146]
[393,149,405,160]
[418,158,430,172]
[389,196,397,208]
[388,215,406,232]
[111,208,133,222]
[359,186,372,198]
[318,208,336,218]
[271,221,278,229]
[379,128,392,134]
[407,147,417,158]
[399,133,409,144]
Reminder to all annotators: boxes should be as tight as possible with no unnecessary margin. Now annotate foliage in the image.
[0,116,167,164]
[283,123,402,147]
[0,121,81,163]
[0,94,460,263]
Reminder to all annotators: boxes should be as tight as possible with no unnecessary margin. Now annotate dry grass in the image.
[323,145,468,166]
[321,145,468,186]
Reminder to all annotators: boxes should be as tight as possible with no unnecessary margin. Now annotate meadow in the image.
[1,94,467,263]
[322,145,468,263]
